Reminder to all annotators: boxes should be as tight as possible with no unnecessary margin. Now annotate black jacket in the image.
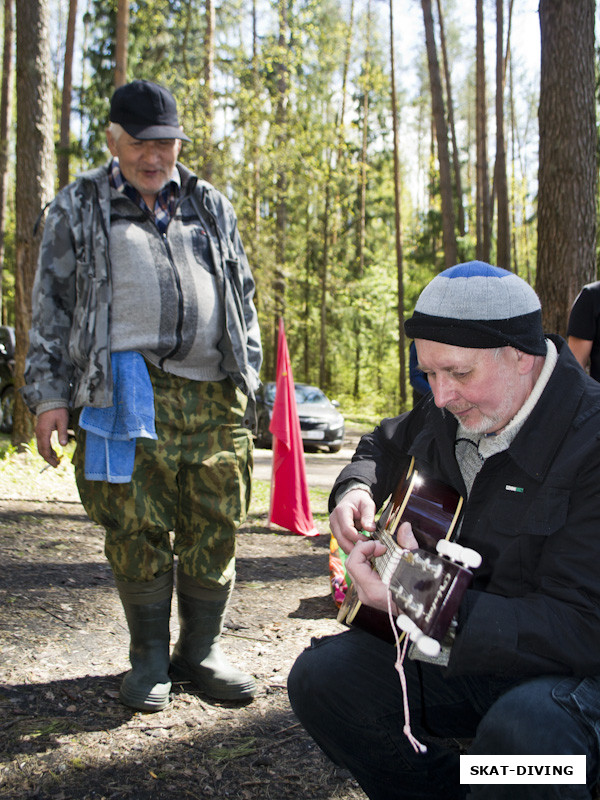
[331,337,600,679]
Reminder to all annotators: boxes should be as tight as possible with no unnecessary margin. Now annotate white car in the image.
[255,382,345,453]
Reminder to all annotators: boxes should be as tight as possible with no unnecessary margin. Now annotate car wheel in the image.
[0,384,14,434]
[328,444,342,453]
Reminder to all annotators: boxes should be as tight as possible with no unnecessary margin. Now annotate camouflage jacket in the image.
[22,163,262,425]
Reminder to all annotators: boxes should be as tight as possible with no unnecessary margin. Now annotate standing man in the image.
[288,262,600,799]
[567,281,600,380]
[23,80,262,712]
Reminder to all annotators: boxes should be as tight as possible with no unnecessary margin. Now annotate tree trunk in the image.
[272,0,288,379]
[357,0,371,279]
[330,0,354,254]
[115,0,128,88]
[203,0,215,182]
[58,0,77,189]
[475,0,491,262]
[389,0,406,406]
[318,0,354,391]
[421,0,457,269]
[352,0,372,398]
[435,0,465,238]
[536,0,596,335]
[495,0,510,269]
[252,0,261,257]
[14,0,55,445]
[0,0,14,324]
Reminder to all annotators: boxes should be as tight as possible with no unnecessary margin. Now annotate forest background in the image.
[4,0,600,444]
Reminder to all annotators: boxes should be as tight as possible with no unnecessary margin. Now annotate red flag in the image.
[268,318,318,536]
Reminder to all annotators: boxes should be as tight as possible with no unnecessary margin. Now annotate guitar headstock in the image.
[384,540,481,656]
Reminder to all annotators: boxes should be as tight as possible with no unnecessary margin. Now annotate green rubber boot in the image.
[115,570,173,712]
[170,569,256,702]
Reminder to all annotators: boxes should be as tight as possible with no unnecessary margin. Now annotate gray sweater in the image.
[23,162,262,426]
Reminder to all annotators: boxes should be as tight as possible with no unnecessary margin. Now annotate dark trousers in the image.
[287,628,600,800]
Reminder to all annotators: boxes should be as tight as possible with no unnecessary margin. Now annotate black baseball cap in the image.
[109,80,191,142]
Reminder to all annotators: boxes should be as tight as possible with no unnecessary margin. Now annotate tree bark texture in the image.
[272,0,288,380]
[536,0,596,336]
[389,0,406,404]
[15,0,55,444]
[476,0,491,262]
[421,0,457,269]
[495,0,510,270]
[0,0,13,323]
[58,0,77,188]
[115,0,129,88]
[202,0,215,183]
[435,0,465,238]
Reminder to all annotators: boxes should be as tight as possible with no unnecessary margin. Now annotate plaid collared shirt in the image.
[109,158,180,234]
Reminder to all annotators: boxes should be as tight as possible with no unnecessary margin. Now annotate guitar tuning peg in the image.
[436,539,460,560]
[396,613,418,635]
[458,547,482,570]
[415,633,441,658]
[436,539,481,570]
[395,614,442,658]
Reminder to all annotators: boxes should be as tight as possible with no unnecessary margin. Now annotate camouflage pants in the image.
[73,365,253,587]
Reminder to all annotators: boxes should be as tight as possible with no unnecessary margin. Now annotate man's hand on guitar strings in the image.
[395,521,419,550]
[329,488,377,554]
[346,539,396,613]
[344,521,418,613]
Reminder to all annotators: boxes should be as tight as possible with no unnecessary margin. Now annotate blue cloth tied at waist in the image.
[79,352,157,483]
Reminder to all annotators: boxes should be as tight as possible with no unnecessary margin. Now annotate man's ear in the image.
[515,349,537,375]
[106,129,118,157]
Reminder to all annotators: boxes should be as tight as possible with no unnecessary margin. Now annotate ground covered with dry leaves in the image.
[0,445,367,800]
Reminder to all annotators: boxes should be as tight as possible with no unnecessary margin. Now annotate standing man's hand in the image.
[35,408,69,467]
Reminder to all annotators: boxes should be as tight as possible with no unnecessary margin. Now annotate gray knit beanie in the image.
[404,261,546,356]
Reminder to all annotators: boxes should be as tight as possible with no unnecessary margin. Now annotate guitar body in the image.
[337,460,468,647]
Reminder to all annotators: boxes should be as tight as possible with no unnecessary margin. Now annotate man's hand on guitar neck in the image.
[345,522,419,613]
[346,539,391,612]
[329,488,377,553]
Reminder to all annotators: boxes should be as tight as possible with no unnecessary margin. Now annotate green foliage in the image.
[32,0,541,414]
[80,0,117,165]
[0,436,17,461]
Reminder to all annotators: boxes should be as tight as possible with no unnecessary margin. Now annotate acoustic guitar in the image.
[337,459,481,656]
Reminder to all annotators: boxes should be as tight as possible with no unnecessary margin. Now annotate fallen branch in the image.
[38,604,79,629]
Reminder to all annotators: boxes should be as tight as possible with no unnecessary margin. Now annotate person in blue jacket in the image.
[409,340,430,403]
[288,262,600,800]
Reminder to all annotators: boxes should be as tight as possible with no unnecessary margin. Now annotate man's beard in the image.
[443,406,508,436]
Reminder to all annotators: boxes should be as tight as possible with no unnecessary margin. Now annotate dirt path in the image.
[0,449,368,800]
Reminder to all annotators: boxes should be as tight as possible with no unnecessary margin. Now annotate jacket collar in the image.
[507,335,599,481]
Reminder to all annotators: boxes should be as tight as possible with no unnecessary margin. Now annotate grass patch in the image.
[207,737,257,762]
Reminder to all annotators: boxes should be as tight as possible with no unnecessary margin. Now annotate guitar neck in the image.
[373,528,403,586]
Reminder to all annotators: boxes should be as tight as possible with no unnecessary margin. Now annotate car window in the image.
[264,384,329,405]
[296,386,326,404]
